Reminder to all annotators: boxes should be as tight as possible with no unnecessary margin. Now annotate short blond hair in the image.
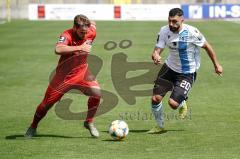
[73,14,91,28]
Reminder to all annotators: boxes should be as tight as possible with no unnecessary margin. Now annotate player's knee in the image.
[92,91,102,99]
[84,87,102,98]
[42,97,58,108]
[151,95,163,105]
[168,99,179,110]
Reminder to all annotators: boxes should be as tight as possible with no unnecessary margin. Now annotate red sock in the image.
[30,102,52,129]
[30,85,64,129]
[86,97,100,123]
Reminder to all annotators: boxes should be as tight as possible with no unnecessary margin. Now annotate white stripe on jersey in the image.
[155,24,206,74]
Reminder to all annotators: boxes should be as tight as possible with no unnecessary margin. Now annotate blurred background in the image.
[1,0,240,21]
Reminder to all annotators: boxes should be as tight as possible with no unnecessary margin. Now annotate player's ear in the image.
[181,17,184,23]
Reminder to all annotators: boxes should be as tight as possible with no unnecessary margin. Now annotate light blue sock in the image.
[151,102,164,128]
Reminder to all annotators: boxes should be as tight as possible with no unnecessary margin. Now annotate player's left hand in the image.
[215,64,223,76]
[152,53,162,65]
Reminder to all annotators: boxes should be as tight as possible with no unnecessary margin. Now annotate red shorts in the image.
[42,64,100,106]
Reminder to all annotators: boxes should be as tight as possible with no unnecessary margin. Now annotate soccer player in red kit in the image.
[25,15,101,138]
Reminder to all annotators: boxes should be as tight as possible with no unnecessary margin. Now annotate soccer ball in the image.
[108,120,129,140]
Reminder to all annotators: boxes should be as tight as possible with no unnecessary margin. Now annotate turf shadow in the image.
[166,129,185,132]
[102,139,126,142]
[146,129,185,135]
[129,129,149,133]
[101,129,149,134]
[5,134,92,140]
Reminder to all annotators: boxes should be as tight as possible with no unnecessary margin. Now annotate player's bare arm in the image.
[202,41,223,76]
[152,47,164,65]
[55,41,92,55]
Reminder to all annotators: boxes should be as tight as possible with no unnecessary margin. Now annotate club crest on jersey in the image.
[169,42,178,50]
[179,35,189,42]
[58,36,66,43]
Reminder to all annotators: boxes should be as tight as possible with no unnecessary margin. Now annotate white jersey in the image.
[155,24,206,74]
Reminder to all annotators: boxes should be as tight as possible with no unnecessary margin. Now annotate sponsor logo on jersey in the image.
[58,36,66,43]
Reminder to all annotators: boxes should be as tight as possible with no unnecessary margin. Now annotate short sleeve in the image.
[56,32,70,46]
[192,28,206,47]
[155,27,166,48]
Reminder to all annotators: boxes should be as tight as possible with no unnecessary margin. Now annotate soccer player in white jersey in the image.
[148,8,223,133]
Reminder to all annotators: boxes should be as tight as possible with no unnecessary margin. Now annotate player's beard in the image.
[77,32,86,40]
[73,29,87,40]
[169,25,180,33]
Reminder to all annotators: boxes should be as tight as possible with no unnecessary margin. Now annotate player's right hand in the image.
[77,41,92,53]
[152,53,162,65]
[215,64,223,76]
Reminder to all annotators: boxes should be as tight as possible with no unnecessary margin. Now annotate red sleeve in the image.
[86,24,96,41]
[56,31,71,46]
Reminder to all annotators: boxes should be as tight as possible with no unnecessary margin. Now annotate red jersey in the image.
[55,24,96,74]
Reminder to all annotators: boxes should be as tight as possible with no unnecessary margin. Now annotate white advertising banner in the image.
[29,4,114,20]
[28,4,180,21]
[121,4,180,20]
[28,4,39,20]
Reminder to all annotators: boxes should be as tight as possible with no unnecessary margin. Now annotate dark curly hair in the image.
[169,8,184,17]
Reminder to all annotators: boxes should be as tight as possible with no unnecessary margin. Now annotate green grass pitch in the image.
[0,20,240,159]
